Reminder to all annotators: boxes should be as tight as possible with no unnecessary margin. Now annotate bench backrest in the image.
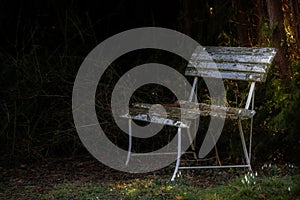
[185,46,277,82]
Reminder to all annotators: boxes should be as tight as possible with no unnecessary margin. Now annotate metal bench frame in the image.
[122,46,276,181]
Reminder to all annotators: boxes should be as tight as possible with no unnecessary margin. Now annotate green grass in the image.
[6,174,300,200]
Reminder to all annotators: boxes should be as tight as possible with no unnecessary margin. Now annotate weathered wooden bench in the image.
[121,46,276,181]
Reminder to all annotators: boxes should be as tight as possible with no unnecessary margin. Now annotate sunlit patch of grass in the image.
[3,164,299,200]
[38,173,300,200]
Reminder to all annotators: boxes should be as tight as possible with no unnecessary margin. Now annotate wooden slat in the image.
[121,112,191,128]
[193,46,277,64]
[185,67,267,82]
[190,53,274,64]
[132,103,200,120]
[204,46,276,56]
[122,105,193,128]
[178,100,256,119]
[121,102,256,126]
[187,61,269,73]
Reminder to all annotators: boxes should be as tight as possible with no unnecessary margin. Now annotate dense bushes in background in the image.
[0,0,299,165]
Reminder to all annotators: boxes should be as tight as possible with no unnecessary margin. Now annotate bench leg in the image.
[125,119,132,166]
[187,128,197,160]
[238,119,252,170]
[249,116,253,162]
[249,91,255,162]
[171,127,182,181]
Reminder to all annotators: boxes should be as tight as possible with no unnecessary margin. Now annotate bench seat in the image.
[121,100,256,128]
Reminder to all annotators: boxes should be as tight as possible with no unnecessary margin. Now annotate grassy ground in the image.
[3,173,300,200]
[40,174,300,200]
[1,157,299,200]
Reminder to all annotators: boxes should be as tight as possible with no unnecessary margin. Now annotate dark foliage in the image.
[0,0,299,166]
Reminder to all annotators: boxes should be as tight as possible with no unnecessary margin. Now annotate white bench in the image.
[121,46,277,181]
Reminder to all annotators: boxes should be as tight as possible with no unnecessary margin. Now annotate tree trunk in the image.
[253,0,265,46]
[183,0,191,36]
[288,0,300,49]
[232,0,251,46]
[266,0,289,79]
